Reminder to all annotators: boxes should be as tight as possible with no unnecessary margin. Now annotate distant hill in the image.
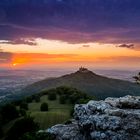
[22,68,140,99]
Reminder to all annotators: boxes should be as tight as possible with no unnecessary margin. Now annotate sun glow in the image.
[12,63,18,66]
[0,38,140,69]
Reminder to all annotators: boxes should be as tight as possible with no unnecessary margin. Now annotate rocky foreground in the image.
[44,96,140,140]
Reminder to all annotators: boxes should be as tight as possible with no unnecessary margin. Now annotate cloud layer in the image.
[117,44,134,49]
[0,51,78,65]
[0,52,12,63]
[0,0,140,45]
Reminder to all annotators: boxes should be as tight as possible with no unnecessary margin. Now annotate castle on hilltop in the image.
[78,67,90,73]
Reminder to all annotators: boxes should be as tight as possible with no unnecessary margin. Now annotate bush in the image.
[70,106,74,117]
[36,132,56,140]
[69,93,79,104]
[12,100,23,106]
[78,98,91,104]
[25,97,33,103]
[56,86,68,95]
[19,109,27,116]
[59,95,66,104]
[0,126,3,138]
[40,103,48,111]
[20,132,36,140]
[34,96,40,103]
[21,132,56,140]
[48,90,57,100]
[20,102,28,110]
[1,104,19,123]
[5,116,39,140]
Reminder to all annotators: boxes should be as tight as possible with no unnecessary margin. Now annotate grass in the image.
[28,95,73,129]
[0,95,72,140]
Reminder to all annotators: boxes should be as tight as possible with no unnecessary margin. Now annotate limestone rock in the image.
[42,95,140,140]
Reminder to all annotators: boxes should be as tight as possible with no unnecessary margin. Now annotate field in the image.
[0,86,90,140]
[28,95,73,129]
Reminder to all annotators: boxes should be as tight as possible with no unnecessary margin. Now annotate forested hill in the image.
[23,68,140,99]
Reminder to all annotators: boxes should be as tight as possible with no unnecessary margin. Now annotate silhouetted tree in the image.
[20,102,28,110]
[5,116,39,140]
[48,90,57,100]
[19,109,27,116]
[59,95,66,104]
[133,72,140,84]
[0,126,3,138]
[34,96,40,103]
[25,97,33,103]
[1,104,19,123]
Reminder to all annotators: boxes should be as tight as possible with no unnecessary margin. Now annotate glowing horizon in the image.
[0,1,140,70]
[0,38,140,70]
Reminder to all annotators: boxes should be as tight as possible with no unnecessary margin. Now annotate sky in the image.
[0,0,140,70]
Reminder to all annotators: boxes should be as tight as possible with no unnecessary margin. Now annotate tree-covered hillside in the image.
[23,68,140,99]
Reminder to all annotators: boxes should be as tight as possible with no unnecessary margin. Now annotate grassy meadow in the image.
[0,86,92,140]
[28,95,73,129]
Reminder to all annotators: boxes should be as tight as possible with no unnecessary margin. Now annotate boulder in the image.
[41,95,140,140]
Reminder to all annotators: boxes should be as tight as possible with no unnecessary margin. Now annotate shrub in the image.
[59,95,66,104]
[12,100,23,106]
[5,116,39,140]
[133,72,140,84]
[48,90,57,100]
[34,96,40,103]
[78,98,91,104]
[1,104,19,123]
[36,132,56,140]
[0,126,3,138]
[40,103,48,111]
[25,97,33,103]
[20,102,28,110]
[20,132,56,140]
[20,132,36,140]
[69,93,80,104]
[70,106,74,117]
[19,109,27,116]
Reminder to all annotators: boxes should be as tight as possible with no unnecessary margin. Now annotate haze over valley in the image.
[0,68,139,103]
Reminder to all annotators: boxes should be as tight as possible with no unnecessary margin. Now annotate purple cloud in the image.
[0,0,140,46]
[1,38,37,46]
[117,44,134,49]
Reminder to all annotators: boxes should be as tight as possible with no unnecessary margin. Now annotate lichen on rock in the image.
[42,95,140,140]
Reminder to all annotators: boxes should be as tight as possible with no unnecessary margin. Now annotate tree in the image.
[133,72,140,84]
[34,96,40,103]
[48,90,57,100]
[70,106,74,117]
[5,116,39,140]
[40,103,48,111]
[20,102,28,110]
[25,97,33,103]
[0,126,3,138]
[1,104,19,123]
[19,109,27,116]
[36,132,56,140]
[59,95,66,104]
[21,132,56,140]
[20,133,36,140]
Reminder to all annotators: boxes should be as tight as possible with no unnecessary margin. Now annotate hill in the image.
[22,68,140,99]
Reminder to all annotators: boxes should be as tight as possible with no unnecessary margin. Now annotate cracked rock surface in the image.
[45,96,140,140]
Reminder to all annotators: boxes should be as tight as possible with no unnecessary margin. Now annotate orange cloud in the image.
[11,53,78,66]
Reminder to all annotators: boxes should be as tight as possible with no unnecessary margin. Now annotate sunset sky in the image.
[0,0,140,70]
